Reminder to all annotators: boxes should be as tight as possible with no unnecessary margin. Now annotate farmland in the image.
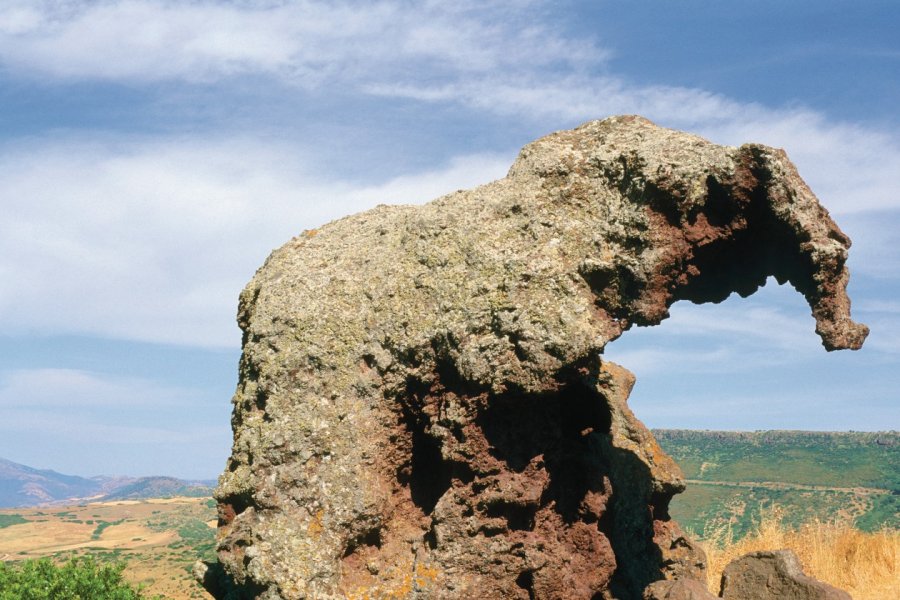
[0,496,215,599]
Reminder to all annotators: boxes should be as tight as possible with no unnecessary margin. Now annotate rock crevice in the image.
[204,116,866,599]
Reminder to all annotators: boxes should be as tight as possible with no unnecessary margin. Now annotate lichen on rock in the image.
[202,116,867,599]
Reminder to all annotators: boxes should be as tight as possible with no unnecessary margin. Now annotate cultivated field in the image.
[0,496,216,599]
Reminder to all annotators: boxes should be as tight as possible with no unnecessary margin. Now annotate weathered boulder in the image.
[204,116,866,599]
[643,578,718,600]
[719,550,852,599]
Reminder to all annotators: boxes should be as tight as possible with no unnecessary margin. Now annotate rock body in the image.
[205,116,867,600]
[719,550,852,600]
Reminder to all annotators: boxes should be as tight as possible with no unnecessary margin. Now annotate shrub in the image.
[0,556,157,599]
[0,514,28,529]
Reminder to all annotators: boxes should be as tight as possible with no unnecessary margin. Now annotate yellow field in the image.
[0,497,216,599]
[700,507,900,600]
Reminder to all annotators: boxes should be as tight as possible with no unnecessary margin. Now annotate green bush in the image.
[0,514,28,529]
[0,556,156,599]
[91,519,125,540]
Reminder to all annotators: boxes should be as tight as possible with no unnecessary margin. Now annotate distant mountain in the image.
[0,457,213,508]
[0,458,101,507]
[101,476,212,501]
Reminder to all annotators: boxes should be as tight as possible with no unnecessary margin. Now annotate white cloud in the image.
[0,135,511,347]
[858,300,900,314]
[0,1,602,85]
[0,0,895,352]
[836,212,900,280]
[0,408,216,444]
[0,368,191,407]
[0,367,230,476]
[602,280,829,374]
[1,1,897,220]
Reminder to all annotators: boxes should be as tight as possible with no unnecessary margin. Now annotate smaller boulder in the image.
[643,578,718,600]
[719,550,851,600]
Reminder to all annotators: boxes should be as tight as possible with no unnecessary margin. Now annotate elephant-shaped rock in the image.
[203,116,866,599]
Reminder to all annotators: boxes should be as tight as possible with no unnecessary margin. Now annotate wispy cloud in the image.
[0,367,229,476]
[0,1,603,85]
[0,403,227,477]
[0,408,217,444]
[0,135,510,346]
[3,2,895,217]
[603,281,832,376]
[0,0,895,351]
[0,368,193,408]
[632,353,900,429]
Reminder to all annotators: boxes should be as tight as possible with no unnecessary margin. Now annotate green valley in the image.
[654,430,899,539]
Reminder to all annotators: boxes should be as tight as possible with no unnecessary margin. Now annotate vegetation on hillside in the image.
[0,556,160,599]
[654,429,900,536]
[101,477,213,501]
[0,514,27,529]
[654,430,899,489]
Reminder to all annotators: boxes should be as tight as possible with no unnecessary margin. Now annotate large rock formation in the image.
[204,116,867,599]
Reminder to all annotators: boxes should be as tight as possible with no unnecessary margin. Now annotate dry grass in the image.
[698,506,899,600]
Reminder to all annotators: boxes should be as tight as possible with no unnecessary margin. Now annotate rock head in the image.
[203,116,867,599]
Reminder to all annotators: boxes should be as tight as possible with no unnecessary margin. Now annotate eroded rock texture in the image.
[206,116,867,600]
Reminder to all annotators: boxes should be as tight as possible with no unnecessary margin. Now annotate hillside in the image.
[654,430,900,538]
[0,496,216,599]
[101,477,213,501]
[0,457,214,508]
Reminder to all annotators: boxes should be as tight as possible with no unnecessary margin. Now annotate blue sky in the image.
[0,1,897,479]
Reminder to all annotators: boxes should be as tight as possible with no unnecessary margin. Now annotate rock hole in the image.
[703,175,739,227]
[649,491,671,520]
[485,501,537,532]
[424,523,439,550]
[515,571,535,599]
[397,402,453,515]
[342,526,382,558]
[216,492,253,525]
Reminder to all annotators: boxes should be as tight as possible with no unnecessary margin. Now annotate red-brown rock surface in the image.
[201,116,867,599]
